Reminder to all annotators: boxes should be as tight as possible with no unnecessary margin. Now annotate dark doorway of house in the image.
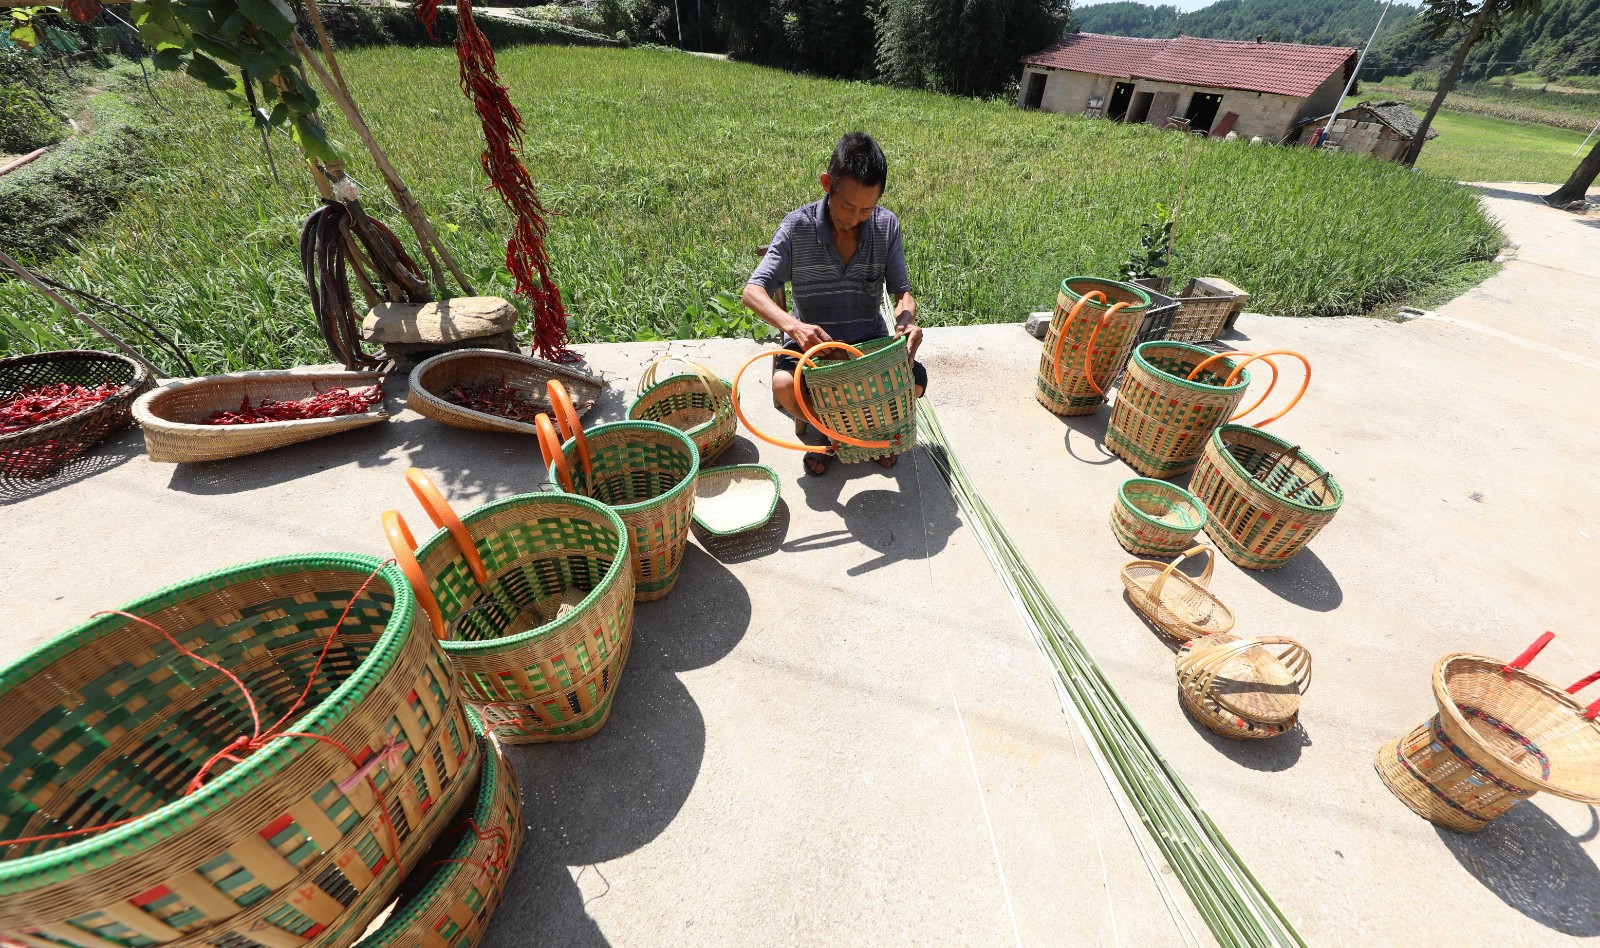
[1024,73,1046,110]
[1127,90,1154,124]
[1107,82,1135,121]
[1185,93,1224,134]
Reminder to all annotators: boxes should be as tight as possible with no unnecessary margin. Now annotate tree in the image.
[877,0,1070,97]
[1545,137,1600,206]
[1400,0,1543,166]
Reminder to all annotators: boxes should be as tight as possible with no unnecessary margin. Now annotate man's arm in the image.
[886,219,921,359]
[744,220,831,352]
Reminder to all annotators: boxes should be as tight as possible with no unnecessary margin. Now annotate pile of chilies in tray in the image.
[442,379,542,423]
[0,382,123,435]
[199,386,382,426]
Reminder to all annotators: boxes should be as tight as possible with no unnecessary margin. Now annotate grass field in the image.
[2,47,1504,374]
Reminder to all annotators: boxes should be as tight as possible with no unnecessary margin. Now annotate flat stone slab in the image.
[362,296,518,344]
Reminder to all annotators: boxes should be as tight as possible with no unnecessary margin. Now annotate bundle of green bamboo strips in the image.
[916,403,1304,948]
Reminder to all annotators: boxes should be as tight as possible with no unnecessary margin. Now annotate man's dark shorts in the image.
[772,336,929,393]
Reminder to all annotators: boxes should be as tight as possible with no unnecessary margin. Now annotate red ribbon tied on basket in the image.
[337,737,410,793]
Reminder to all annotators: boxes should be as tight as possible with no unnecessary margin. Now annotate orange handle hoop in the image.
[1186,350,1282,421]
[535,413,575,491]
[381,510,446,640]
[792,341,893,450]
[545,380,592,480]
[1224,350,1310,429]
[1050,290,1107,387]
[730,348,832,454]
[404,467,487,586]
[1080,301,1132,395]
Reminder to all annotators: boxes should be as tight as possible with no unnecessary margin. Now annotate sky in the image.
[1075,0,1218,11]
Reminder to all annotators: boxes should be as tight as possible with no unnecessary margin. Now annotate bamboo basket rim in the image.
[1128,341,1252,394]
[409,348,604,436]
[0,349,151,445]
[1117,478,1208,532]
[132,369,389,430]
[626,370,733,440]
[692,464,781,536]
[0,553,414,890]
[413,492,630,656]
[800,334,910,380]
[1209,424,1345,515]
[548,419,701,515]
[1059,276,1153,312]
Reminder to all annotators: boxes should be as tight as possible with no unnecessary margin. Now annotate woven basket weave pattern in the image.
[628,373,736,465]
[1165,294,1235,343]
[0,349,152,479]
[803,336,918,463]
[1035,279,1150,417]
[409,350,602,437]
[0,555,479,946]
[134,370,387,463]
[1106,343,1249,478]
[417,494,636,743]
[1176,636,1309,741]
[1111,478,1207,557]
[1190,425,1343,570]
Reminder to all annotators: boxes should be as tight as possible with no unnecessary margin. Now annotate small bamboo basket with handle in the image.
[1376,631,1600,833]
[1190,423,1342,570]
[1176,634,1312,740]
[1035,277,1151,417]
[0,554,481,947]
[1111,477,1208,557]
[1120,544,1236,641]
[627,355,736,465]
[731,338,917,464]
[383,468,636,743]
[538,382,699,601]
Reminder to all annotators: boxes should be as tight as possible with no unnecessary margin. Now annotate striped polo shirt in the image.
[748,198,913,345]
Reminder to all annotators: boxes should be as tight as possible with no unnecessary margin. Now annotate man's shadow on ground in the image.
[784,445,960,576]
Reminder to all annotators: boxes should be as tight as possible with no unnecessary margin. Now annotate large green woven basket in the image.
[1191,425,1345,569]
[1036,277,1151,417]
[409,492,636,744]
[550,420,699,602]
[801,335,918,464]
[0,554,480,947]
[1106,342,1251,478]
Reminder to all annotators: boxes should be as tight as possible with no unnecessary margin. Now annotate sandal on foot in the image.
[804,453,831,476]
[876,454,900,469]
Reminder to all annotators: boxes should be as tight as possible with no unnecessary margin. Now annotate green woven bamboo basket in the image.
[801,336,918,464]
[627,356,736,465]
[0,554,481,947]
[1106,342,1252,478]
[1036,277,1151,417]
[549,420,700,602]
[356,708,523,948]
[390,491,636,744]
[1190,425,1344,570]
[1111,478,1208,556]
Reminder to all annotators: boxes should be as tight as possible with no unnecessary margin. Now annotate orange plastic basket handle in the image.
[793,341,892,449]
[730,348,831,454]
[1185,350,1280,420]
[1080,301,1132,395]
[404,467,487,586]
[545,380,592,480]
[1050,290,1107,387]
[536,413,575,491]
[381,510,446,640]
[1224,350,1310,429]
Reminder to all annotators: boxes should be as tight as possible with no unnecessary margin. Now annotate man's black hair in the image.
[827,132,888,192]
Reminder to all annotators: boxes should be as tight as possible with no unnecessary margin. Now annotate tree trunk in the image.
[1401,6,1490,167]
[1546,136,1600,206]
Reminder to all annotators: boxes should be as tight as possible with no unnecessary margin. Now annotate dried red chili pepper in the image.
[199,386,382,426]
[442,379,542,423]
[0,382,123,435]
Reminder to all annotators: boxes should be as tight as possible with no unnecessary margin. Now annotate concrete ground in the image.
[4,180,1598,945]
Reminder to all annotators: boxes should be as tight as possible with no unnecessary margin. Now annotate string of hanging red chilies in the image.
[414,0,576,362]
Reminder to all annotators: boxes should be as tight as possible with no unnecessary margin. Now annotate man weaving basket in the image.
[743,131,927,475]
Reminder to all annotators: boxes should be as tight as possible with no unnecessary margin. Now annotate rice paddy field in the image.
[1,46,1505,374]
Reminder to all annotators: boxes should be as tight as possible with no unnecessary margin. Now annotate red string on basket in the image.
[424,817,512,879]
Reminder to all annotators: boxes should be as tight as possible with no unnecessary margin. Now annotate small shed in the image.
[1292,100,1438,161]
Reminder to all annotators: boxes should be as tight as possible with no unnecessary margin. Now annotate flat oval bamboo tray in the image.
[1121,545,1235,641]
[1176,634,1311,740]
[693,464,781,536]
[1111,477,1207,557]
[409,349,603,436]
[0,554,480,947]
[133,369,388,462]
[0,349,153,478]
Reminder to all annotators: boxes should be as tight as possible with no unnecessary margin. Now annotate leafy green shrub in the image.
[0,83,65,154]
[316,3,619,48]
[522,3,607,33]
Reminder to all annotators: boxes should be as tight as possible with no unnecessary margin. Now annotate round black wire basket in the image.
[0,350,153,479]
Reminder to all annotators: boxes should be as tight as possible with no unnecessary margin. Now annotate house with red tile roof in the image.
[1019,32,1358,143]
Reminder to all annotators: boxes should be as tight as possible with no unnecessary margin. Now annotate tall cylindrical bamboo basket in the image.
[627,358,736,465]
[550,420,699,601]
[355,709,523,948]
[1106,342,1251,478]
[801,336,918,463]
[1035,277,1151,417]
[0,554,480,947]
[1190,425,1343,570]
[403,493,636,744]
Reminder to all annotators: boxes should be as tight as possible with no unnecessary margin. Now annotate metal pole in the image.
[672,0,683,49]
[1576,118,1600,157]
[1321,0,1395,144]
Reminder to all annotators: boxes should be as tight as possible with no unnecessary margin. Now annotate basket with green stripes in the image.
[801,335,918,463]
[1035,277,1151,417]
[548,420,699,601]
[1191,425,1344,570]
[0,554,481,947]
[1111,478,1208,557]
[627,356,736,465]
[1106,342,1251,478]
[356,708,523,947]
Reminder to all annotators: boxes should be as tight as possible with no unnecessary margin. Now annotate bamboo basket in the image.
[693,464,781,536]
[384,474,636,744]
[1121,545,1236,641]
[1106,342,1251,478]
[799,336,918,463]
[133,369,388,462]
[1035,277,1151,416]
[1176,634,1312,740]
[356,709,523,948]
[409,349,603,436]
[1165,292,1236,344]
[1190,425,1343,570]
[0,349,153,479]
[1112,478,1208,557]
[627,356,736,465]
[0,554,480,947]
[1376,632,1600,832]
[543,419,700,602]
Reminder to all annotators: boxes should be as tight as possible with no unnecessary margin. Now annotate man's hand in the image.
[894,311,923,360]
[786,321,832,353]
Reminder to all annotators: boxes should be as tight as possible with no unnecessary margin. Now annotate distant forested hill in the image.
[1362,0,1600,80]
[1073,0,1415,48]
